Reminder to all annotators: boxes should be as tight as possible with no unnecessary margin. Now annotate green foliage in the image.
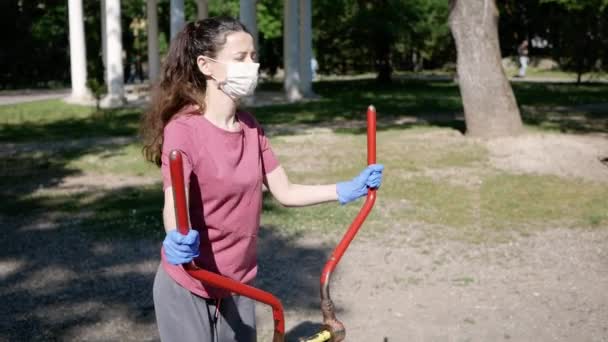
[311,0,451,79]
[0,1,70,89]
[1,0,455,88]
[256,0,283,77]
[86,78,107,110]
[209,0,239,17]
[4,0,608,88]
[541,0,608,10]
[257,0,283,39]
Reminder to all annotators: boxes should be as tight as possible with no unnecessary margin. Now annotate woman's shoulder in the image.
[165,105,202,131]
[237,110,262,130]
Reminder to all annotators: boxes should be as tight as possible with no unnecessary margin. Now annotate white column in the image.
[66,0,91,103]
[100,0,107,84]
[147,0,160,82]
[101,0,126,108]
[170,0,185,40]
[197,0,209,20]
[239,0,258,51]
[298,0,313,96]
[283,0,302,101]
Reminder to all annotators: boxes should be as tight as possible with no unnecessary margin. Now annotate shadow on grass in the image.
[1,183,341,341]
[0,137,139,215]
[521,105,608,134]
[511,81,608,107]
[2,78,607,227]
[2,79,608,145]
[512,82,608,134]
[0,107,141,143]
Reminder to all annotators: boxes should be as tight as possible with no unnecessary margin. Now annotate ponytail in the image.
[141,17,250,166]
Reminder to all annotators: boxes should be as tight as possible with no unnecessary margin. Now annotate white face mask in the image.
[203,57,260,100]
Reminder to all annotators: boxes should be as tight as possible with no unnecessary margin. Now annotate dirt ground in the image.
[1,133,607,341]
[256,226,608,342]
[486,133,608,183]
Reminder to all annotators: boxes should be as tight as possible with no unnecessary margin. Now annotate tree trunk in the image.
[449,0,523,137]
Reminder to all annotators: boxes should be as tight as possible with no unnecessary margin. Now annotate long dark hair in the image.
[141,17,250,166]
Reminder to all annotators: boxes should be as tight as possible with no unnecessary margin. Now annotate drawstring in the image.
[213,298,222,342]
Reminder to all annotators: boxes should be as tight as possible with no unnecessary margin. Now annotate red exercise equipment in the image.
[169,105,378,342]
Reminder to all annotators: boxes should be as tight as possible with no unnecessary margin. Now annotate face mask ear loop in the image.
[212,76,225,91]
[201,56,225,91]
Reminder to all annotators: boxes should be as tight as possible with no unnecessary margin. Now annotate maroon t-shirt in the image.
[160,105,280,298]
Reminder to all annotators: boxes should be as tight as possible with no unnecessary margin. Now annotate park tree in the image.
[448,0,523,137]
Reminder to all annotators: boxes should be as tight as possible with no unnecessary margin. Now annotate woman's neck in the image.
[202,86,239,130]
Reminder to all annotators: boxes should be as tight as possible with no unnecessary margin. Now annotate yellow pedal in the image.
[300,330,332,342]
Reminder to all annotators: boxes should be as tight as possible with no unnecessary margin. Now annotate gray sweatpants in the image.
[153,264,257,342]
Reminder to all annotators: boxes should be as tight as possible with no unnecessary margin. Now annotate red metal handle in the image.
[367,105,376,165]
[169,151,190,235]
[317,105,377,341]
[169,150,285,342]
[321,105,377,286]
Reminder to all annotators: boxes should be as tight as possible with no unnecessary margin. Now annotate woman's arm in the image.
[264,166,338,207]
[265,164,384,207]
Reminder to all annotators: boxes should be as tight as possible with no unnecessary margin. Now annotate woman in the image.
[141,17,384,342]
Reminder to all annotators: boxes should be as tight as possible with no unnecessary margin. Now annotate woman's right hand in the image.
[163,229,200,265]
[336,164,384,205]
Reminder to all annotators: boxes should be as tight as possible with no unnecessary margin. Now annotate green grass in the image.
[3,184,165,240]
[2,78,607,143]
[481,174,608,229]
[452,276,475,286]
[513,82,608,108]
[0,100,95,124]
[7,126,606,243]
[2,78,607,242]
[505,67,608,81]
[67,143,158,177]
[261,193,367,238]
[0,100,142,142]
[390,176,478,228]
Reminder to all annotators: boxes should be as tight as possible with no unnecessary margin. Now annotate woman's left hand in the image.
[336,164,384,205]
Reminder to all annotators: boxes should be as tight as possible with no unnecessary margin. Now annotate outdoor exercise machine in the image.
[169,105,378,342]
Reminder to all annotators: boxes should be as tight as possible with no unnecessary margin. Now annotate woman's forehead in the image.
[218,31,255,55]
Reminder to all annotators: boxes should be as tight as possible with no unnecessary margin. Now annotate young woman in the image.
[141,17,384,342]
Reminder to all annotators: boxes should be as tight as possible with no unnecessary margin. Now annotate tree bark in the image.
[449,0,523,137]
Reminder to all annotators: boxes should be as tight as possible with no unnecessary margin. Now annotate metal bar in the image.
[169,150,190,235]
[367,105,377,165]
[169,150,285,341]
[318,105,378,341]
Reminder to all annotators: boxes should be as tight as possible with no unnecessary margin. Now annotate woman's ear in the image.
[197,56,212,77]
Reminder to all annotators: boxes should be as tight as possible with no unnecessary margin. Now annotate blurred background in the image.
[2,0,607,91]
[1,1,607,341]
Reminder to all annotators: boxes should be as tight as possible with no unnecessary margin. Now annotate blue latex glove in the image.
[336,164,384,205]
[163,229,200,265]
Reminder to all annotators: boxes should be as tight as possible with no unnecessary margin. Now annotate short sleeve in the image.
[259,126,280,175]
[160,119,196,190]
